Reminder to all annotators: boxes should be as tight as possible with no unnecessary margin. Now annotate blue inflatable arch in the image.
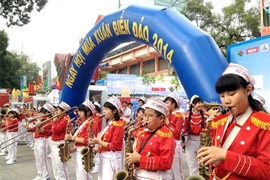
[61,4,228,107]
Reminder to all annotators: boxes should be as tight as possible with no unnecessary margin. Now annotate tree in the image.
[0,30,8,57]
[181,0,260,48]
[0,0,48,27]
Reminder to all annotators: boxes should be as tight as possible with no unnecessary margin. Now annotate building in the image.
[99,42,173,76]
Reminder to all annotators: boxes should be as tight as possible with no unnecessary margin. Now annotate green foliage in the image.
[181,0,260,48]
[155,75,165,83]
[0,30,40,89]
[0,30,9,57]
[0,0,48,27]
[170,70,182,90]
[98,70,108,80]
[141,70,156,86]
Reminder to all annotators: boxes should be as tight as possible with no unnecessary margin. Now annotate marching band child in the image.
[164,92,185,180]
[126,99,176,180]
[89,96,125,180]
[5,109,19,165]
[65,99,98,180]
[198,63,270,180]
[51,101,72,180]
[30,103,54,180]
[183,95,209,176]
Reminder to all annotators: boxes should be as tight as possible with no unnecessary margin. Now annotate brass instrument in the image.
[0,108,78,150]
[80,115,104,172]
[114,123,146,180]
[36,106,77,128]
[188,107,230,180]
[58,117,73,163]
[204,102,223,112]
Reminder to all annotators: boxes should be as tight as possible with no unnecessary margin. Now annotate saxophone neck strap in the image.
[138,127,161,154]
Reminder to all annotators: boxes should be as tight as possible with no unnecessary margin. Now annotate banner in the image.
[261,0,270,36]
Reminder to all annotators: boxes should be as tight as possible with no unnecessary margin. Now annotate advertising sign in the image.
[228,35,270,111]
[261,0,270,36]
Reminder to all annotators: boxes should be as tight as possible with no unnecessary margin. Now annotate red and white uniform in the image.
[211,107,270,180]
[72,116,100,180]
[97,119,125,180]
[134,127,176,180]
[51,115,71,180]
[5,118,19,161]
[184,110,208,175]
[28,117,52,179]
[165,110,184,180]
[0,117,8,153]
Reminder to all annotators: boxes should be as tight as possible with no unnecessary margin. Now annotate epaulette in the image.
[156,127,173,138]
[173,112,183,118]
[136,128,145,136]
[64,116,70,121]
[251,111,270,130]
[112,119,125,127]
[211,113,229,129]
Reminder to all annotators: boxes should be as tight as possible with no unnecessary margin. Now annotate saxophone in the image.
[80,115,104,172]
[114,123,146,180]
[58,117,72,163]
[188,107,229,180]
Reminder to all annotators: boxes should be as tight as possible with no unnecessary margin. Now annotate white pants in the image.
[93,152,100,171]
[47,136,52,156]
[26,132,34,145]
[73,146,92,180]
[34,138,50,179]
[135,169,172,180]
[171,140,184,180]
[51,140,69,180]
[98,151,122,180]
[0,132,8,152]
[6,132,18,161]
[186,135,200,176]
[18,121,26,141]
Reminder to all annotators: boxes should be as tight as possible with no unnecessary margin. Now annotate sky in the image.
[0,0,259,77]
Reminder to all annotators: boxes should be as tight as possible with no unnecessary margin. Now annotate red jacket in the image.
[28,117,52,138]
[6,118,18,132]
[134,127,176,171]
[75,116,100,147]
[184,111,208,136]
[165,110,184,140]
[51,116,72,141]
[213,110,270,180]
[98,119,125,152]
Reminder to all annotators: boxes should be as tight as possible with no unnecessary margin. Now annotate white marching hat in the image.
[43,103,54,113]
[139,97,147,103]
[106,96,122,111]
[190,95,199,104]
[167,92,181,107]
[58,101,71,111]
[94,101,101,109]
[143,99,168,116]
[8,108,19,115]
[82,99,95,112]
[222,63,255,86]
[253,94,266,105]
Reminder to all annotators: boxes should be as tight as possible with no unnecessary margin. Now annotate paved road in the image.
[0,143,190,180]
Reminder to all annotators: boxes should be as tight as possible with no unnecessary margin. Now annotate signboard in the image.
[228,35,270,112]
[261,0,270,36]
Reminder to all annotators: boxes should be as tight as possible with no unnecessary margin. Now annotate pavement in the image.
[0,143,190,180]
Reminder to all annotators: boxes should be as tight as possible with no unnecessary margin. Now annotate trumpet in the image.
[0,107,77,150]
[36,106,77,128]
